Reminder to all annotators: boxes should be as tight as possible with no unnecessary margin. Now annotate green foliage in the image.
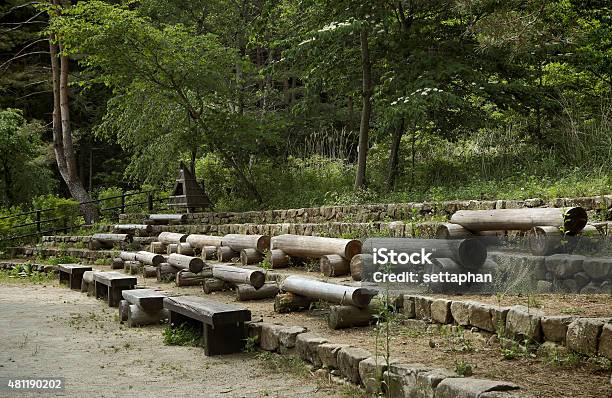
[0,264,56,284]
[162,323,201,346]
[0,109,55,207]
[43,255,80,266]
[454,360,474,377]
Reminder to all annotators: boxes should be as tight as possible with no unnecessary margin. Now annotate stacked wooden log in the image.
[119,289,170,327]
[112,224,152,236]
[146,214,187,225]
[88,233,132,250]
[270,234,362,275]
[216,234,270,266]
[437,207,590,256]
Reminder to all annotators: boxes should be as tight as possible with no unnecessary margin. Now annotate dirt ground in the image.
[0,282,346,398]
[132,269,612,398]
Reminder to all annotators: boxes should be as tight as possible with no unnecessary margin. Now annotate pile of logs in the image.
[437,207,591,256]
[219,234,270,266]
[270,234,362,275]
[274,275,385,329]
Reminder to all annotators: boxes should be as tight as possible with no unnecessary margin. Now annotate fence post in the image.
[121,192,126,214]
[36,210,41,234]
[147,193,153,212]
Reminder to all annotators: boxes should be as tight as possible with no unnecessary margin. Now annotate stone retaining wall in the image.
[248,321,529,397]
[399,295,612,361]
[120,195,612,225]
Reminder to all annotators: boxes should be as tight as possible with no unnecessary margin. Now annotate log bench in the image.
[58,264,92,290]
[163,296,251,356]
[122,289,169,326]
[93,272,137,307]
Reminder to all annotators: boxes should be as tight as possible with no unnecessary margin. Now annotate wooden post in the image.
[166,243,179,254]
[280,276,376,307]
[217,246,239,262]
[176,242,195,256]
[202,277,228,294]
[273,292,313,313]
[175,269,213,287]
[201,246,217,260]
[150,241,167,254]
[111,257,124,270]
[127,305,169,327]
[157,263,179,282]
[349,254,371,281]
[143,266,157,278]
[240,248,263,266]
[235,282,279,301]
[266,249,290,269]
[319,254,350,277]
[124,261,142,275]
[328,304,378,329]
[118,299,129,322]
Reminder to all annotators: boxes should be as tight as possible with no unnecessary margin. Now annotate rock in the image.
[566,318,604,356]
[431,299,453,324]
[382,363,432,398]
[259,323,281,351]
[337,347,371,384]
[491,307,510,334]
[277,325,307,349]
[317,343,349,369]
[402,295,415,318]
[469,302,495,332]
[582,258,612,281]
[450,301,472,326]
[580,282,604,294]
[435,378,520,398]
[537,341,570,357]
[488,335,500,346]
[505,305,544,342]
[358,356,394,394]
[414,368,458,398]
[540,316,574,344]
[561,279,579,293]
[574,272,590,290]
[544,254,584,278]
[536,280,553,293]
[402,319,428,334]
[295,333,328,367]
[599,322,612,360]
[414,296,433,320]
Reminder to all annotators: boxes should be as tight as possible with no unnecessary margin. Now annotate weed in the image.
[94,258,112,266]
[162,323,201,346]
[454,360,474,376]
[256,351,309,377]
[559,307,584,315]
[244,335,258,353]
[545,351,582,367]
[501,348,518,360]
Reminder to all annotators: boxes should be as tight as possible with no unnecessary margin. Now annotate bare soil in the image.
[0,282,346,398]
[133,268,612,398]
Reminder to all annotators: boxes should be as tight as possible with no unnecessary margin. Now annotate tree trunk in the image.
[48,4,98,223]
[212,264,265,289]
[319,255,350,277]
[386,118,404,191]
[235,282,279,301]
[328,304,378,329]
[280,275,377,308]
[167,253,205,273]
[354,27,372,190]
[273,292,313,313]
[270,234,362,260]
[222,234,270,253]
